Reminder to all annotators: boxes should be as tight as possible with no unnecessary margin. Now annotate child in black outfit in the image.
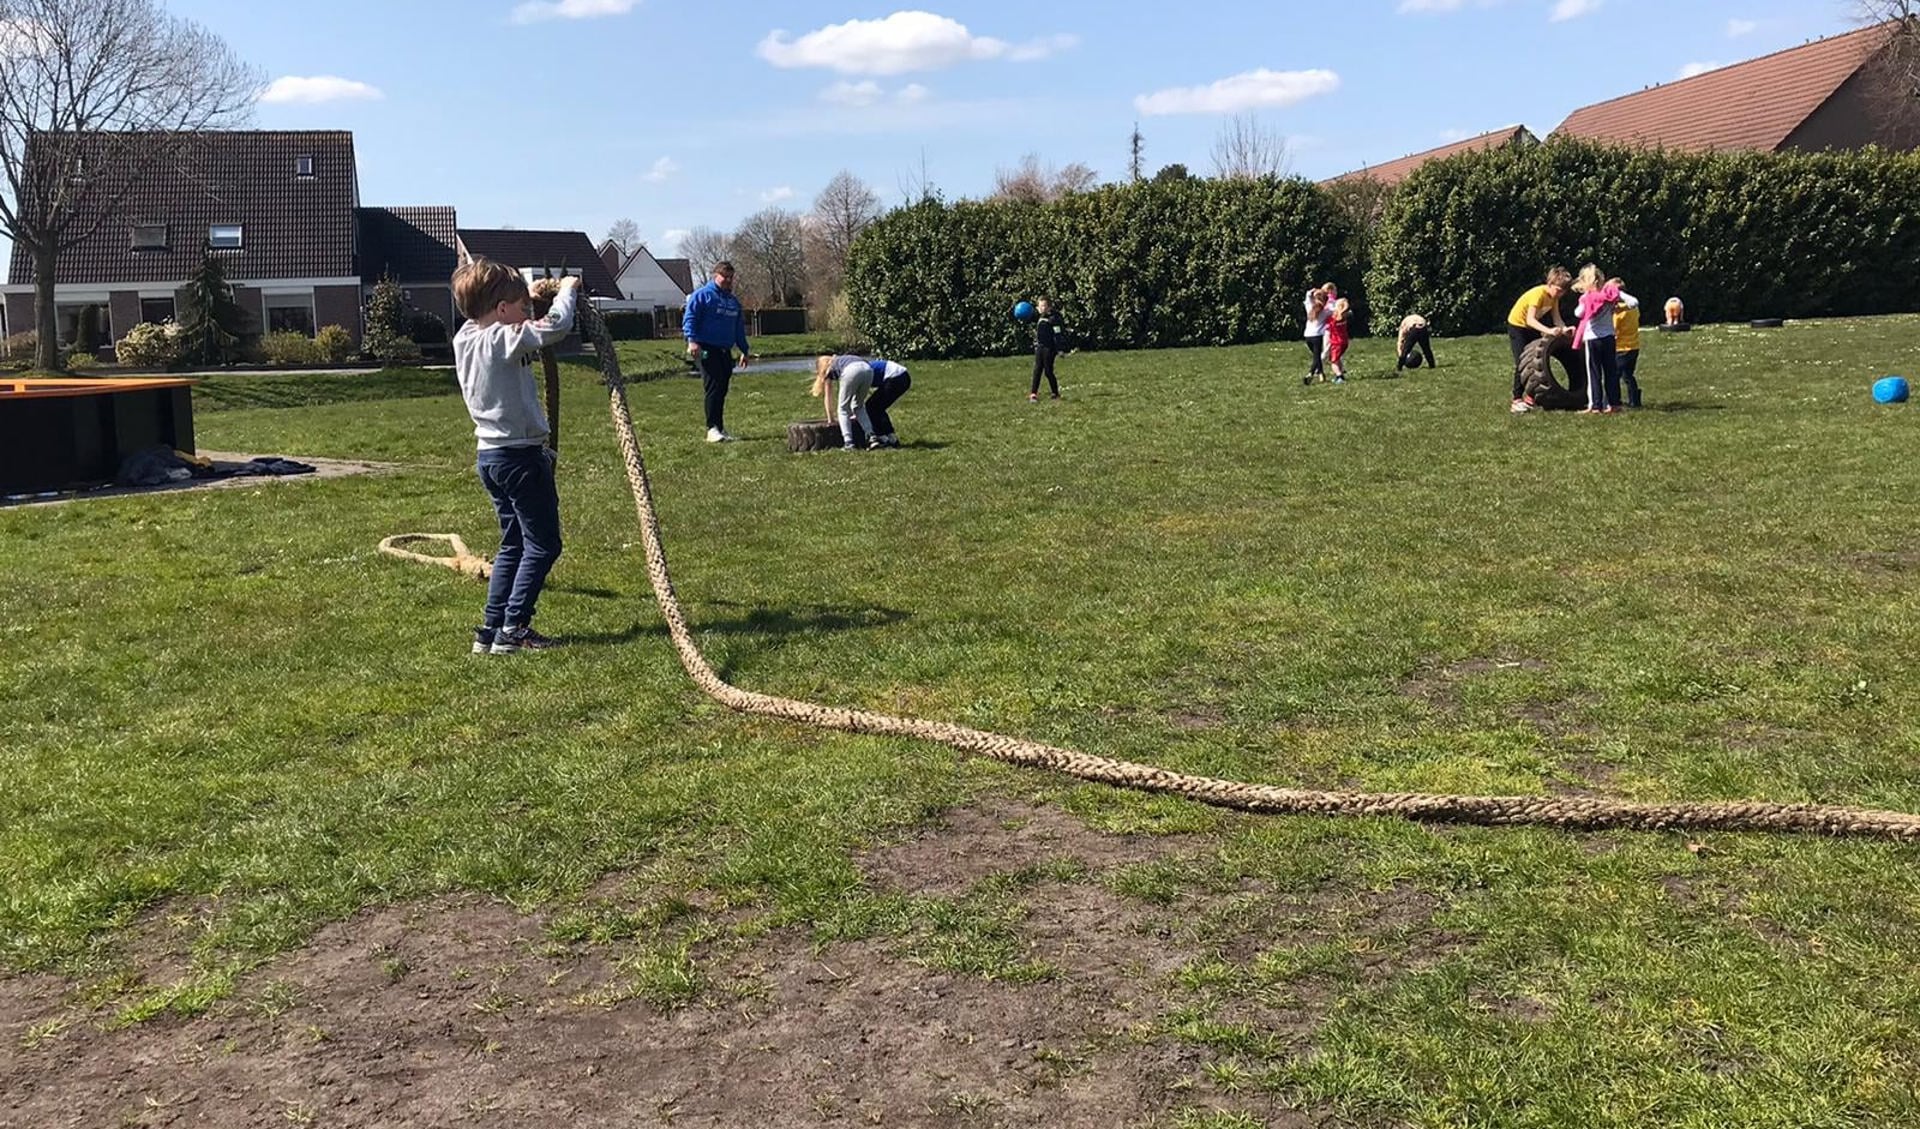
[1029,298,1064,401]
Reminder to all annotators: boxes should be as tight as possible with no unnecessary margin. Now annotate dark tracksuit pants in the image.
[866,369,911,437]
[1031,348,1058,396]
[1305,334,1325,378]
[1509,325,1540,400]
[696,347,735,431]
[1398,326,1435,370]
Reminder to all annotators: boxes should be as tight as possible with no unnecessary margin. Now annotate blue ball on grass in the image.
[1872,376,1909,404]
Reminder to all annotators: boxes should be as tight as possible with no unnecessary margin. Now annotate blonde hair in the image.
[452,259,529,320]
[811,354,836,400]
[1606,276,1625,290]
[1546,265,1573,289]
[1573,264,1605,294]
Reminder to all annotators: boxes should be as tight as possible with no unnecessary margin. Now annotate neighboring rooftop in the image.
[656,257,695,295]
[6,130,359,286]
[1552,21,1907,151]
[1323,126,1536,187]
[359,206,458,283]
[454,228,621,297]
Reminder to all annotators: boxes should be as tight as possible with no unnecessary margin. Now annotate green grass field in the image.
[5,318,1920,1125]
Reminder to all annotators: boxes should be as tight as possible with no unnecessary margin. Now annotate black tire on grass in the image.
[1750,318,1785,329]
[787,419,842,452]
[1658,323,1692,333]
[1518,336,1590,411]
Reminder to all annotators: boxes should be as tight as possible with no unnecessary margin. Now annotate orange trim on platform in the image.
[0,377,198,400]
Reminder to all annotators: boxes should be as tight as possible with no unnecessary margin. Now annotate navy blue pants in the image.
[477,446,562,630]
[866,370,911,437]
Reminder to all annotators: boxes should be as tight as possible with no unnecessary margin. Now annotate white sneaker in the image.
[1509,399,1532,414]
[706,427,726,443]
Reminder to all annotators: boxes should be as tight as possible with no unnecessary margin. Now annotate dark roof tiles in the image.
[456,228,621,297]
[6,130,359,286]
[358,206,458,283]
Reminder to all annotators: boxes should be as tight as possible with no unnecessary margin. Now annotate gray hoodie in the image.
[453,285,577,450]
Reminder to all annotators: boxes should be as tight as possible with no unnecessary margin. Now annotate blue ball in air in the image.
[1873,376,1909,404]
[1012,300,1036,322]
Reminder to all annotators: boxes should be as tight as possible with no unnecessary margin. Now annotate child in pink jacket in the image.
[1571,265,1622,414]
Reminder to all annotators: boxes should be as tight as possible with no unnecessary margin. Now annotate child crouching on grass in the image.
[812,354,882,451]
[451,259,579,654]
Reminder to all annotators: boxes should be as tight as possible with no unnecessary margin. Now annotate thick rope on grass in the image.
[389,298,1920,842]
[378,532,491,580]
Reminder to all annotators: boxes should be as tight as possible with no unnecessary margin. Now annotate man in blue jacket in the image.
[682,260,752,442]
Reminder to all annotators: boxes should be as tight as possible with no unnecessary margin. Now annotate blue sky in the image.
[158,0,1865,255]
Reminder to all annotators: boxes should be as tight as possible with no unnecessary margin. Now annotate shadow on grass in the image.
[1641,402,1726,413]
[694,600,910,638]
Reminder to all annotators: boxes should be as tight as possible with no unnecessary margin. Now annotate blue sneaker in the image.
[490,625,559,654]
[472,626,496,655]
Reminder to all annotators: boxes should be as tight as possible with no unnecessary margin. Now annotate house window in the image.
[296,155,314,178]
[130,224,168,251]
[140,298,175,324]
[264,293,316,337]
[208,224,244,250]
[55,303,112,348]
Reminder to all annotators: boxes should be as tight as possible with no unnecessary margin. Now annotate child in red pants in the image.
[1324,297,1352,383]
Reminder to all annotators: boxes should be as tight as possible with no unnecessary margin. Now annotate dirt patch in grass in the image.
[0,803,1419,1129]
[1398,657,1550,709]
[857,797,1193,897]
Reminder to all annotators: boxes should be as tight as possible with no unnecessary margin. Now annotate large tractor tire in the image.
[1519,336,1587,411]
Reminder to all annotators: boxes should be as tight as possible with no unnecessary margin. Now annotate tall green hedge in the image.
[845,178,1359,358]
[1367,139,1920,333]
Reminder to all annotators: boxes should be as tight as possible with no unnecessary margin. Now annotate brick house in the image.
[1552,21,1920,152]
[2,129,455,351]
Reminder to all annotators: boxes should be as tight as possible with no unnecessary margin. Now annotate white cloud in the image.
[822,79,934,107]
[1727,18,1758,37]
[644,156,680,182]
[758,11,1073,75]
[259,76,384,104]
[821,80,884,107]
[660,228,690,253]
[1134,68,1340,117]
[761,186,795,203]
[1677,61,1725,79]
[1550,0,1601,22]
[510,0,638,25]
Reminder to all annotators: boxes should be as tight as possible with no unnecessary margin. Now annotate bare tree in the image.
[991,154,1100,203]
[678,226,731,285]
[807,170,879,296]
[1209,114,1290,181]
[1054,162,1098,196]
[730,207,807,307]
[897,147,936,205]
[604,217,642,255]
[1858,1,1920,102]
[1128,123,1145,182]
[0,0,261,370]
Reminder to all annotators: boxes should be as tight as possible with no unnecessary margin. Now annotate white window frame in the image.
[208,224,245,250]
[262,289,317,337]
